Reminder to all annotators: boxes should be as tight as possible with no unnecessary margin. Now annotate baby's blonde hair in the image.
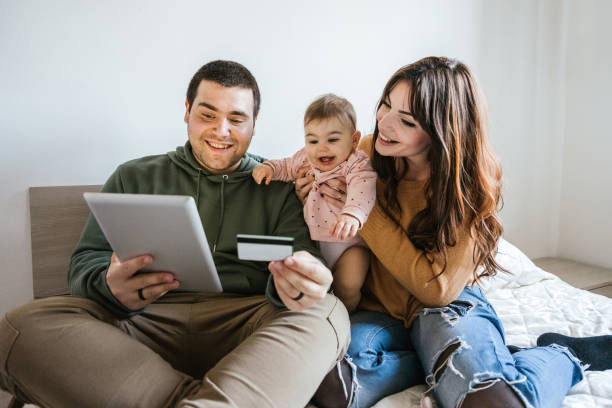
[304,94,356,132]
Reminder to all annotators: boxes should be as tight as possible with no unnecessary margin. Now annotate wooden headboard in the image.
[29,185,102,298]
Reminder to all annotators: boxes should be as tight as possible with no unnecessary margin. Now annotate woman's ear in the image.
[352,130,362,149]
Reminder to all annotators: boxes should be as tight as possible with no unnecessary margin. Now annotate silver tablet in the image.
[83,192,222,293]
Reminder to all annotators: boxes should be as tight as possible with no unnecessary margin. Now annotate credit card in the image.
[236,234,294,261]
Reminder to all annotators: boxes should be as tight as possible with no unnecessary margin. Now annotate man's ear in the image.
[184,100,190,124]
[352,130,362,149]
[252,114,258,135]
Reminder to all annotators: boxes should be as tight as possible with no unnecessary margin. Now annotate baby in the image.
[252,94,376,312]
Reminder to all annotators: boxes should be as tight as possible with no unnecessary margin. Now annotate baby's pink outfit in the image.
[264,147,377,266]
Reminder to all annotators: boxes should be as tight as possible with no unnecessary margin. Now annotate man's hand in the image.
[106,253,180,311]
[330,213,360,240]
[252,163,274,185]
[268,251,332,312]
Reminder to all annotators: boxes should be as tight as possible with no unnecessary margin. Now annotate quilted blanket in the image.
[373,239,612,408]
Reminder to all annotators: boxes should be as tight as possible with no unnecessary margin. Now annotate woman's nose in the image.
[378,112,393,134]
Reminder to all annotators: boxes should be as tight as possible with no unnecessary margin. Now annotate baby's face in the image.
[304,117,357,172]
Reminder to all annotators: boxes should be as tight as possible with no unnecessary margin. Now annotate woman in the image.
[301,57,611,408]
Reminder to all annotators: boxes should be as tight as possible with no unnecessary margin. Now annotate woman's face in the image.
[375,81,431,159]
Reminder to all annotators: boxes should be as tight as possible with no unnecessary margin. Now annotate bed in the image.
[20,186,612,408]
[372,239,612,408]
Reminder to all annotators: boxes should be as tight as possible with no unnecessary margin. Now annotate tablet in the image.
[83,192,222,293]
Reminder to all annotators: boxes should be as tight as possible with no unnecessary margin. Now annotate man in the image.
[0,60,350,408]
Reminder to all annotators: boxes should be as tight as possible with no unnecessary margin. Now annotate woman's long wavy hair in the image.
[373,57,506,281]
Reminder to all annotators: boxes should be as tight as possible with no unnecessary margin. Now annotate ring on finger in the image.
[291,291,304,301]
[138,287,146,301]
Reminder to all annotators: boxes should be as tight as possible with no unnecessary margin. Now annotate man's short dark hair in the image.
[186,60,261,117]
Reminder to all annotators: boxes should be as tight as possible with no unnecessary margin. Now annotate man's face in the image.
[184,80,256,174]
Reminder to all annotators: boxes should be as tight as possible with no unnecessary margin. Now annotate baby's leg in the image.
[333,246,369,313]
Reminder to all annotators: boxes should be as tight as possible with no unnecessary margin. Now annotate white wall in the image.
[476,0,568,259]
[557,0,612,269]
[0,0,607,315]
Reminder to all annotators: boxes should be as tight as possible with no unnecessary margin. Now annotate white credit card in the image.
[236,234,294,261]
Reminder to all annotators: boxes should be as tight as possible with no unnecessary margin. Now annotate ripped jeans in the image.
[344,286,583,408]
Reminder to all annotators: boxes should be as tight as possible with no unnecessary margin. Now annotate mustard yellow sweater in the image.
[358,135,476,327]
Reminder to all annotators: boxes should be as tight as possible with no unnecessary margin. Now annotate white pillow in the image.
[478,238,557,293]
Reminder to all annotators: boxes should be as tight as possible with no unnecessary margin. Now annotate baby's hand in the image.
[330,214,360,241]
[252,164,274,185]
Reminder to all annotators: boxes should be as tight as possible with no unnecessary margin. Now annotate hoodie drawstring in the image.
[195,170,201,207]
[213,174,228,252]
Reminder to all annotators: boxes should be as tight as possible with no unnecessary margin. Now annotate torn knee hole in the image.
[434,301,474,326]
[433,341,461,382]
[452,300,473,309]
[473,379,496,390]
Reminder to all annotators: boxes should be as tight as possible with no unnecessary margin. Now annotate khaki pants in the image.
[0,292,350,408]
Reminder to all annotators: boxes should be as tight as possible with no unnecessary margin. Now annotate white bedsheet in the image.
[373,239,612,408]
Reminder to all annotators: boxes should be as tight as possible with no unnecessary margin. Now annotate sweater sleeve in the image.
[264,185,326,308]
[358,134,375,158]
[68,166,144,318]
[359,205,476,307]
[265,148,310,183]
[340,151,377,227]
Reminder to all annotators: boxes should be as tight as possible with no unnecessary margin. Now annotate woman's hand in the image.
[319,178,348,207]
[294,166,348,207]
[294,166,314,204]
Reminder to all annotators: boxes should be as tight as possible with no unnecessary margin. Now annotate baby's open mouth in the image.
[318,156,335,164]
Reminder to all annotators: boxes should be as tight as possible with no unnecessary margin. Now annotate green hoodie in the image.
[68,141,323,318]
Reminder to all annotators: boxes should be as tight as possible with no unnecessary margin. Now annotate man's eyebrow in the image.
[229,110,249,117]
[198,102,217,111]
[198,102,249,118]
